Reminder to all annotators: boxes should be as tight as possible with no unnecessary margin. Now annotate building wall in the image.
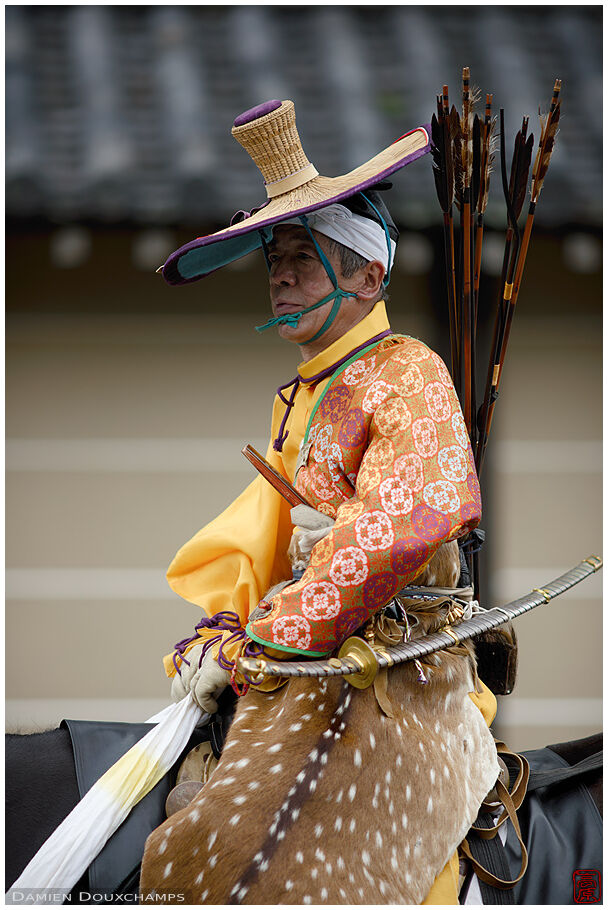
[6,229,601,751]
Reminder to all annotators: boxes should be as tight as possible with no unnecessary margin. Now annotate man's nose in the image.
[271,260,297,286]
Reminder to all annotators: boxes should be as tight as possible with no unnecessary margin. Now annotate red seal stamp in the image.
[573,869,601,903]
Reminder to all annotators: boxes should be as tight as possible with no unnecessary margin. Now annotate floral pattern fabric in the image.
[247,336,481,655]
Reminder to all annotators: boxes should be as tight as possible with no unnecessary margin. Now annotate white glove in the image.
[171,644,231,713]
[288,504,335,572]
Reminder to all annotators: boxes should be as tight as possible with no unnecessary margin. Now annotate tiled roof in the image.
[6,6,601,227]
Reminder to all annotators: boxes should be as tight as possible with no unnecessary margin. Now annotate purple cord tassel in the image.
[273,377,300,452]
[172,610,243,676]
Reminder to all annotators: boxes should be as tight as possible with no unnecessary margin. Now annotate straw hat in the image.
[160,99,430,286]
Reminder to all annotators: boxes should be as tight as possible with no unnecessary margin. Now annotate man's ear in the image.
[354,260,385,301]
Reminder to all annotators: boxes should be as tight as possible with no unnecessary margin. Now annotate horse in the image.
[6,542,602,903]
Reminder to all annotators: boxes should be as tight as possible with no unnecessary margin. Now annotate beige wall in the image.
[6,238,602,753]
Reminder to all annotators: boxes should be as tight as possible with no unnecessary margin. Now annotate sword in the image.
[238,557,602,683]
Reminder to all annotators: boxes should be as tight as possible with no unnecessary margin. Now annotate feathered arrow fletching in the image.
[478,106,497,215]
[451,106,464,209]
[534,104,560,200]
[513,132,534,220]
[431,111,450,213]
[470,114,482,212]
[509,119,535,223]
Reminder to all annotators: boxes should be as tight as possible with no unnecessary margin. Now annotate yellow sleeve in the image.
[163,429,294,677]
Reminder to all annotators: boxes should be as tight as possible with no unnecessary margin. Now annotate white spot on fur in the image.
[427,796,433,813]
[268,743,282,753]
[200,890,208,901]
[309,748,319,762]
[317,703,326,711]
[385,769,391,783]
[163,862,172,879]
[296,851,304,863]
[301,713,312,721]
[334,816,342,831]
[233,795,247,806]
[296,770,306,783]
[321,888,328,900]
[295,692,305,701]
[208,831,217,850]
[303,896,312,904]
[336,789,343,803]
[285,880,293,891]
[289,723,302,732]
[430,768,436,785]
[158,840,167,855]
[348,783,357,801]
[269,763,283,774]
[402,813,408,830]
[309,779,317,793]
[188,808,200,822]
[230,813,241,826]
[444,765,450,779]
[247,780,260,791]
[209,854,218,868]
[195,871,204,884]
[354,749,362,767]
[375,831,383,847]
[314,823,324,838]
[419,741,425,755]
[370,732,376,749]
[349,818,356,833]
[337,856,345,870]
[291,808,300,822]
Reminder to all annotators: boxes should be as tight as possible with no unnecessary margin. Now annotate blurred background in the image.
[6,5,601,750]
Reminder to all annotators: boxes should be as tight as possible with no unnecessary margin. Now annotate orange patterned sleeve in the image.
[246,338,481,656]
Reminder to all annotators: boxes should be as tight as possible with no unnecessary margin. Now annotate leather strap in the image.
[460,742,530,890]
[461,778,529,888]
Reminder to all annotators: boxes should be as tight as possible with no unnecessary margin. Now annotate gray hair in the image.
[327,238,390,301]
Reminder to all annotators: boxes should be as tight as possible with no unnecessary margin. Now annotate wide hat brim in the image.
[160,125,430,286]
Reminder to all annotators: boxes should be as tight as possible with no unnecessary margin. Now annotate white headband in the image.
[280,204,396,273]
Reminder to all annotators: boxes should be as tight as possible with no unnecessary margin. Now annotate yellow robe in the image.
[165,300,497,903]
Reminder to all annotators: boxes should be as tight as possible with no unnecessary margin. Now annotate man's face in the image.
[267,225,379,359]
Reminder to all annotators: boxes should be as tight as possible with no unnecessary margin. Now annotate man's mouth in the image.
[274,303,302,315]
